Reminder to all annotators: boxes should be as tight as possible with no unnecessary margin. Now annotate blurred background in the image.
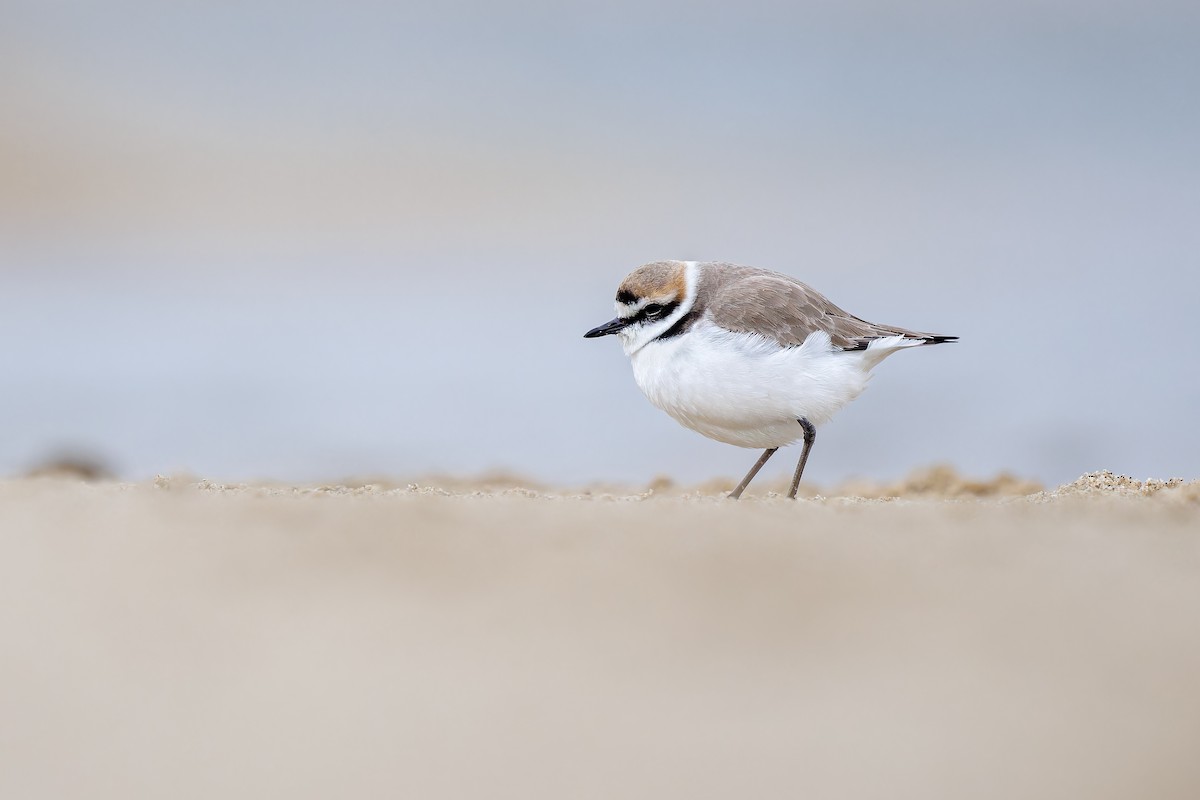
[1,0,1197,487]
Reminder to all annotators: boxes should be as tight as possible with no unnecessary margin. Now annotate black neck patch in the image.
[653,308,700,341]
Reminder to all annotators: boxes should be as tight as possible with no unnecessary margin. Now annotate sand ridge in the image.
[127,467,1200,505]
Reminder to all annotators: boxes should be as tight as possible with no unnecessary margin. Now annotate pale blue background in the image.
[2,1,1197,485]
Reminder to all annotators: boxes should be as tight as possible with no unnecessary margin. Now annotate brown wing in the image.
[703,265,945,350]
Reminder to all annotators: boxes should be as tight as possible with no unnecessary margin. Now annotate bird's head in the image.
[584,261,698,355]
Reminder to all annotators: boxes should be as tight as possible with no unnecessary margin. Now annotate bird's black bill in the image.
[584,317,631,338]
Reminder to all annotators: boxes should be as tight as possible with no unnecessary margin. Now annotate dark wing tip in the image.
[842,334,958,351]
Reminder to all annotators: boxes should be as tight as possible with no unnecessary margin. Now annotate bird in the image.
[584,260,956,499]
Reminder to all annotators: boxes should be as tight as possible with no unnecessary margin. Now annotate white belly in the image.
[629,322,874,449]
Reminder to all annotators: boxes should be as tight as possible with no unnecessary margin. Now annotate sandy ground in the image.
[2,471,1198,800]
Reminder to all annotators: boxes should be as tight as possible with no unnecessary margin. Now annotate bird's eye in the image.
[644,303,664,317]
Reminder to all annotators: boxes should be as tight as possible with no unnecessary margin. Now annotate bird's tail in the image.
[854,333,957,369]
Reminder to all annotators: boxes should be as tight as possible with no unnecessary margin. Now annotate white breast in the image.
[628,321,877,449]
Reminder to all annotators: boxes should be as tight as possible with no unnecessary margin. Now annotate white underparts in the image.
[628,321,916,449]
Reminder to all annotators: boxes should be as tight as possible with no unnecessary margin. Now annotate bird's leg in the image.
[787,418,817,500]
[728,448,778,500]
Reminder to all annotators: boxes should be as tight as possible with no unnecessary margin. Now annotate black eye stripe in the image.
[629,300,679,325]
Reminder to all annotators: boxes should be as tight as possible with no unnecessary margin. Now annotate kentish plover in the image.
[585,260,956,498]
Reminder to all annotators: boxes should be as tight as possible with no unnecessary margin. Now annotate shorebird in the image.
[584,261,956,498]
